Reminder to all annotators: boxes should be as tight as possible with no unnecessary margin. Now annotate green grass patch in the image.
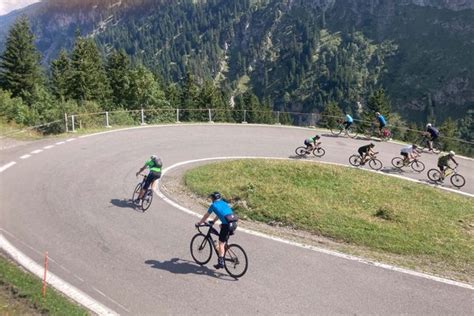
[0,255,87,315]
[184,159,474,274]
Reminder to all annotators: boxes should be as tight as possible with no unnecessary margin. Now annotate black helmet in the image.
[209,192,221,201]
[314,135,321,139]
[370,143,375,147]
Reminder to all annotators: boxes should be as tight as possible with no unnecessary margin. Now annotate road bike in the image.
[295,144,326,158]
[132,174,154,211]
[190,221,248,279]
[427,166,466,188]
[417,134,441,154]
[330,120,358,138]
[391,157,425,172]
[365,123,391,141]
[349,152,383,170]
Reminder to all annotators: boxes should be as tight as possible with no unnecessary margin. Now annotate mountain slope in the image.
[0,0,472,123]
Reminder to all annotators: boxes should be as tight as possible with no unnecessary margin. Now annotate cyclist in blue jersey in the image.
[135,155,162,203]
[344,113,353,130]
[375,112,386,134]
[196,192,237,269]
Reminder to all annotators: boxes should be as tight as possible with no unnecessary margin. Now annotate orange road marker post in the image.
[42,251,48,298]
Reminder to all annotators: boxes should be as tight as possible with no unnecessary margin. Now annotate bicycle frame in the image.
[196,222,227,255]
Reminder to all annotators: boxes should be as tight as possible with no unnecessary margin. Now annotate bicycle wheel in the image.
[295,146,308,157]
[369,158,383,171]
[347,127,358,138]
[427,169,442,182]
[410,160,425,173]
[224,244,248,279]
[190,234,213,265]
[141,189,153,211]
[330,127,342,136]
[312,147,325,157]
[349,154,361,167]
[132,183,142,202]
[391,157,404,169]
[450,174,466,188]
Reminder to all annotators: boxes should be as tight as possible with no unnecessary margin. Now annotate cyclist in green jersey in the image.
[304,135,321,153]
[437,151,458,180]
[135,155,162,202]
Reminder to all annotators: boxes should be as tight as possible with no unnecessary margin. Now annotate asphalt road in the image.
[1,124,473,315]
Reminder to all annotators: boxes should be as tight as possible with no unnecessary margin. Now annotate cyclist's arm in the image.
[136,164,147,176]
[450,157,459,165]
[196,212,211,226]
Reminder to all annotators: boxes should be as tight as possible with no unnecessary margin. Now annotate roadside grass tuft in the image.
[184,159,474,277]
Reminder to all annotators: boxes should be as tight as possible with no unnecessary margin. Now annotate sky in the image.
[0,0,41,16]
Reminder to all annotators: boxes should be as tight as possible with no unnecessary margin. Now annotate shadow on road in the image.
[110,198,142,212]
[145,258,234,280]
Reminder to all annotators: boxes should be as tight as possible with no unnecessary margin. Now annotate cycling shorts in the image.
[143,171,161,190]
[304,140,312,146]
[358,149,368,156]
[219,224,231,242]
[401,152,408,158]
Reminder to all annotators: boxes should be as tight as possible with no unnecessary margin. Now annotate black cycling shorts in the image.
[401,152,408,158]
[219,224,231,243]
[143,171,161,190]
[358,149,366,156]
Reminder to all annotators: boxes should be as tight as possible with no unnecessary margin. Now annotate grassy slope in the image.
[0,255,87,315]
[184,159,474,279]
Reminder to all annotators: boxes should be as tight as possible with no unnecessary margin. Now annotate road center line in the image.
[43,145,54,149]
[31,149,43,154]
[0,161,16,173]
[20,154,31,159]
[157,156,473,290]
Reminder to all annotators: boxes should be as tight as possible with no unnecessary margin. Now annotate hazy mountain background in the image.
[1,0,473,124]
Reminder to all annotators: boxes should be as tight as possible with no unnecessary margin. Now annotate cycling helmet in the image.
[314,135,321,139]
[150,155,158,161]
[375,112,380,116]
[370,142,375,147]
[209,191,221,201]
[449,151,455,156]
[412,144,418,148]
[426,123,432,128]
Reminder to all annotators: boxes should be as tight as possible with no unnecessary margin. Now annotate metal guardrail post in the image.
[176,109,180,123]
[208,109,214,123]
[71,115,76,132]
[140,109,146,125]
[275,111,281,125]
[242,110,248,124]
[105,111,111,128]
[64,113,68,132]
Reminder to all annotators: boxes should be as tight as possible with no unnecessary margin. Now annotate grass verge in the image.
[184,159,474,281]
[0,254,87,315]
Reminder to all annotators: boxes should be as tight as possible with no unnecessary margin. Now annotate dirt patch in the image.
[159,160,473,284]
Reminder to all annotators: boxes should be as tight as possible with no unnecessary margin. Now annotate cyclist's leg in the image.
[401,152,408,164]
[151,172,162,192]
[438,164,446,180]
[215,224,230,269]
[139,174,154,199]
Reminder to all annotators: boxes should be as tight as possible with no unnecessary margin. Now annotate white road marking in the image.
[66,138,76,142]
[157,157,474,290]
[0,234,118,315]
[93,287,131,313]
[0,161,16,173]
[31,149,43,154]
[43,145,54,149]
[20,154,31,159]
[56,141,65,145]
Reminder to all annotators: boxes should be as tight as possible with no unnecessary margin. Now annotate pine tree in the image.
[69,37,110,104]
[50,49,72,102]
[439,117,459,152]
[0,16,44,105]
[320,101,343,128]
[106,49,131,109]
[360,89,391,130]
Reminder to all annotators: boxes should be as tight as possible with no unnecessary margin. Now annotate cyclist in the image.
[196,192,237,270]
[437,151,458,180]
[425,123,440,151]
[304,135,321,153]
[400,144,419,165]
[344,113,353,130]
[135,155,162,203]
[375,112,387,135]
[358,143,376,165]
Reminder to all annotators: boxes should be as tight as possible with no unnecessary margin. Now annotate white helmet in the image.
[426,123,432,128]
[449,151,455,156]
[151,155,158,160]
